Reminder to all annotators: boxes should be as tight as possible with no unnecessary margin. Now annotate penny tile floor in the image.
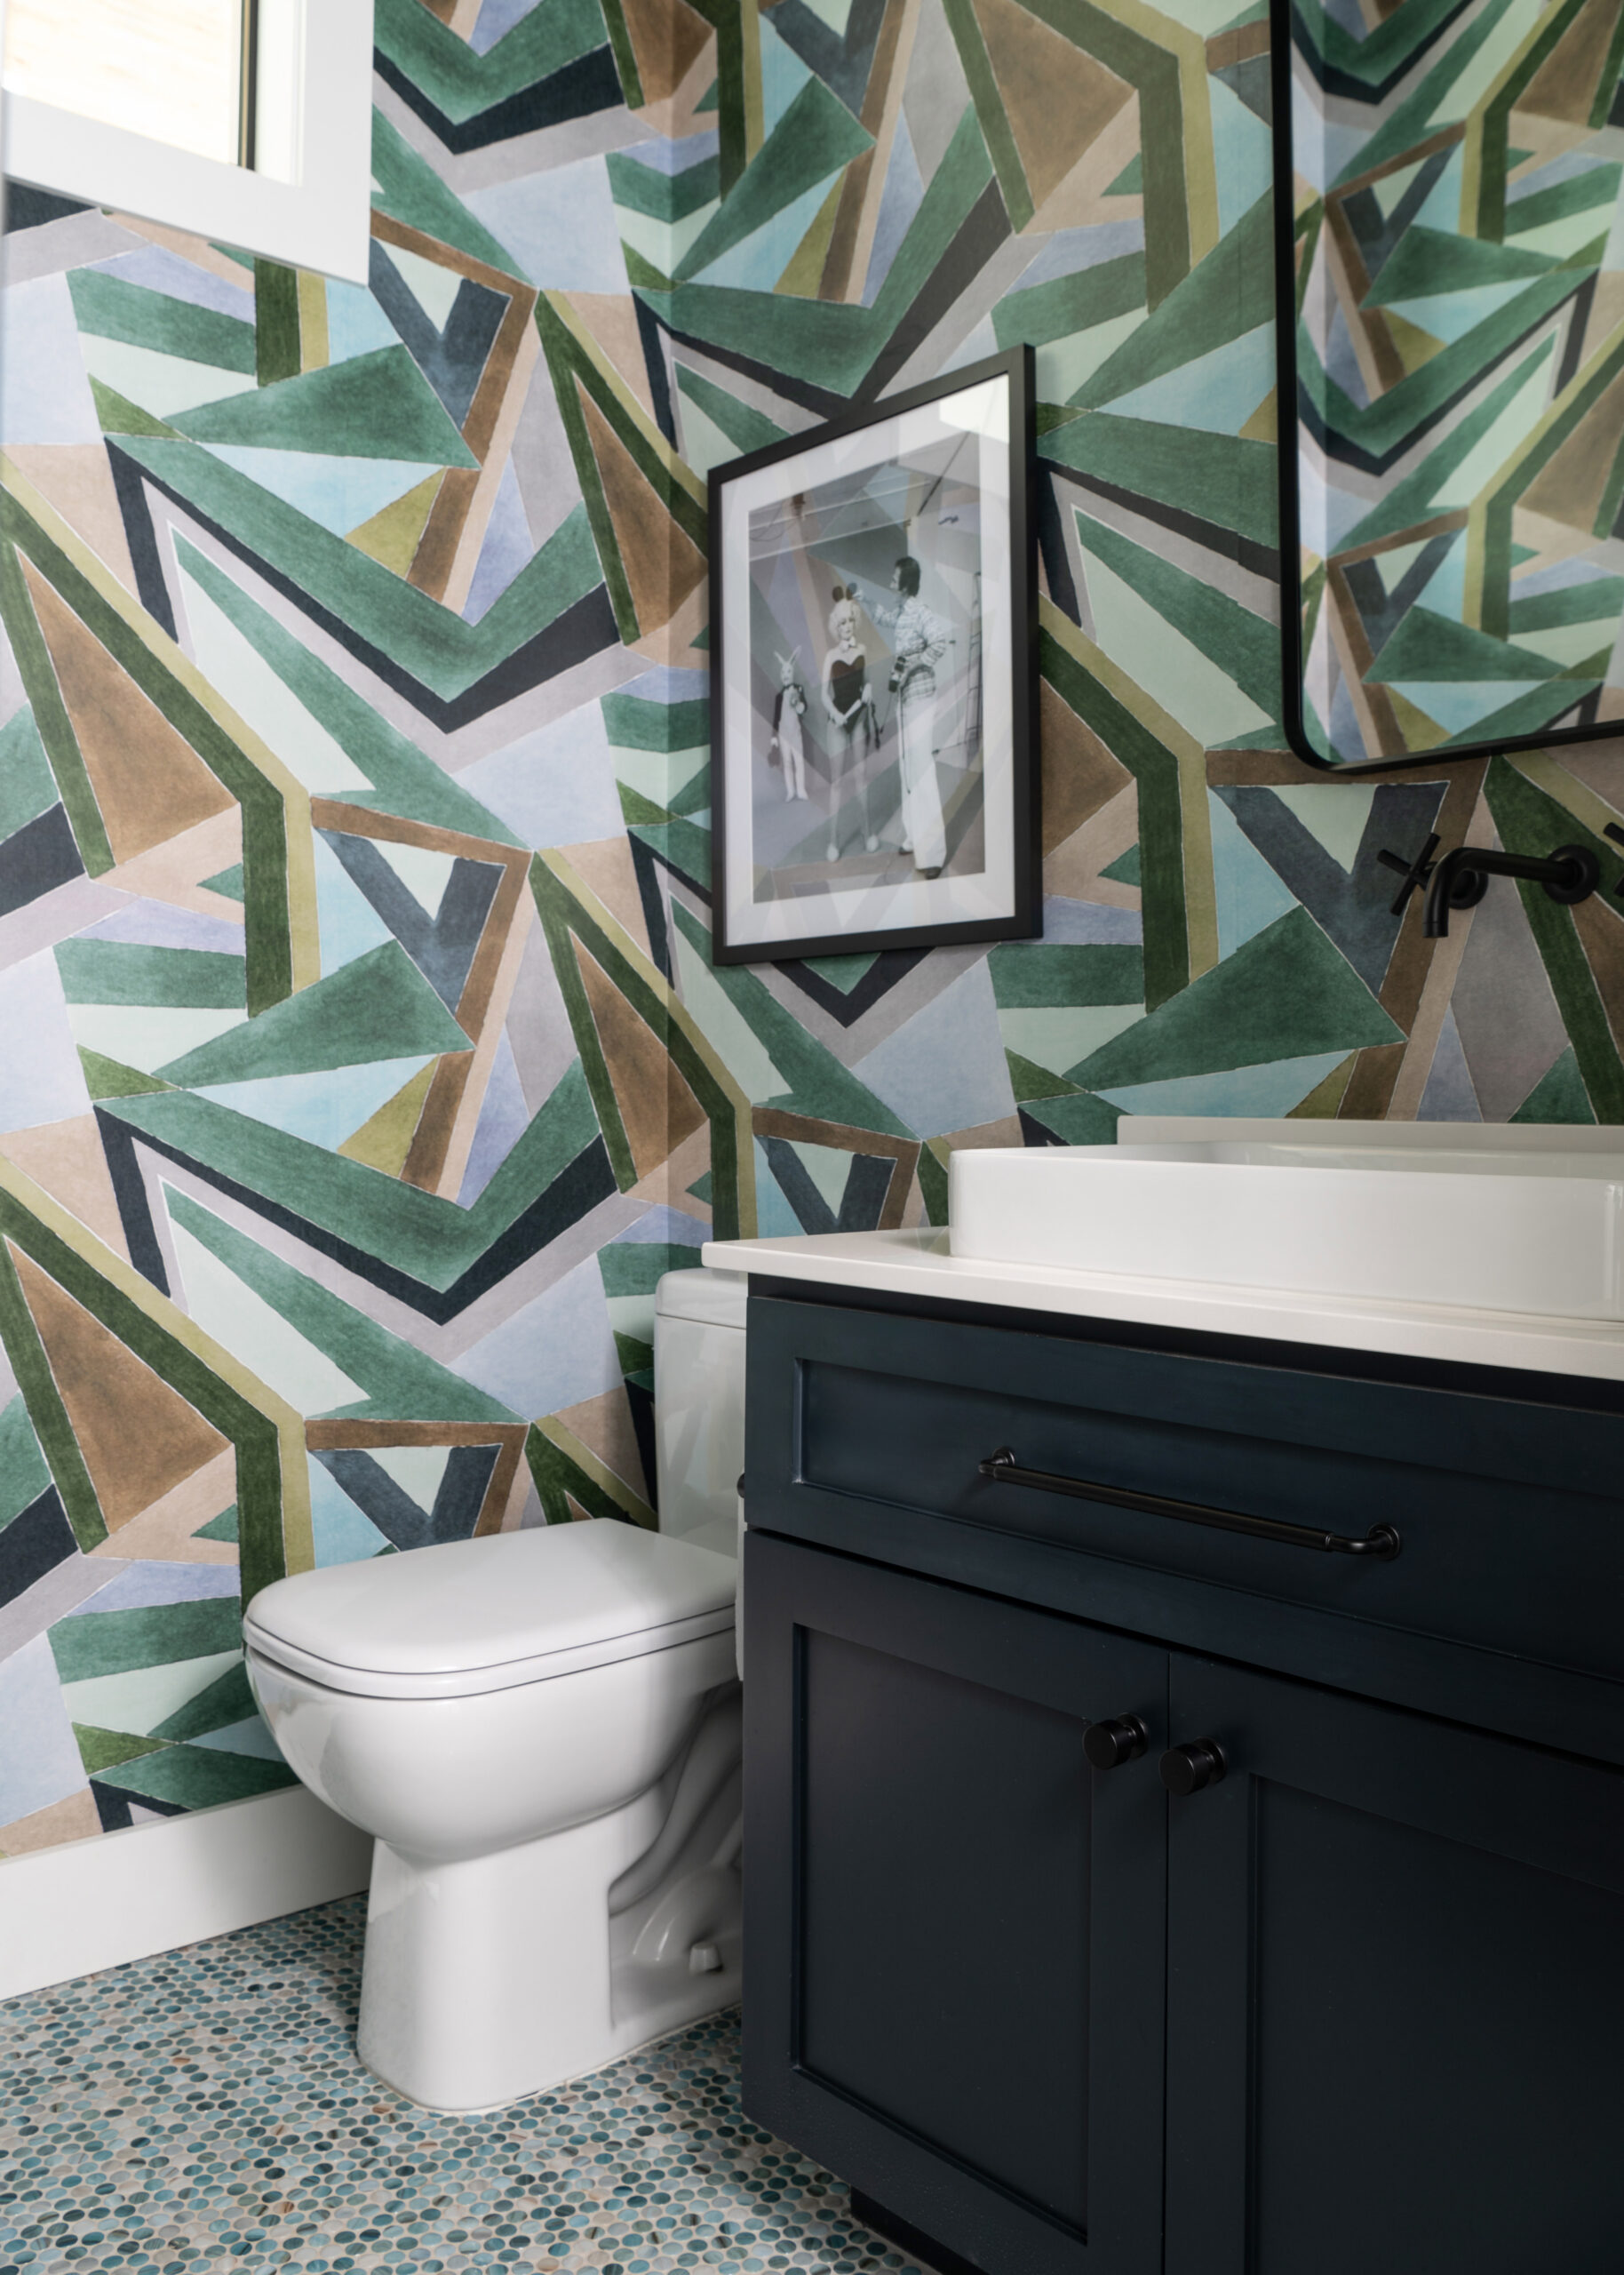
[0,1896,928,2273]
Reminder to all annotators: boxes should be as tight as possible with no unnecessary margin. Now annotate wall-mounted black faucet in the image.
[1376,832,1607,938]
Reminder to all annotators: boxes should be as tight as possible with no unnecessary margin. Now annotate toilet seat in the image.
[243,1521,736,1703]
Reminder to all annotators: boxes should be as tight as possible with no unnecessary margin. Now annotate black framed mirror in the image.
[1273,0,1624,772]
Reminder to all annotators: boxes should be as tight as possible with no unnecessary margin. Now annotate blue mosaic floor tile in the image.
[0,1898,927,2273]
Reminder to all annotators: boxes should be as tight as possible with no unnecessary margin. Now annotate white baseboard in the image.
[0,1786,373,2003]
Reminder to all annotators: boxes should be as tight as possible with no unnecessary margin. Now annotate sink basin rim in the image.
[1112,1140,1623,1181]
[948,1143,1624,1321]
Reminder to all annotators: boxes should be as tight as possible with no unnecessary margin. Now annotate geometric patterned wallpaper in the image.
[3,0,1622,1860]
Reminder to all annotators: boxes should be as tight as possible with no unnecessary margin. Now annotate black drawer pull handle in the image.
[978,1447,1401,1561]
[1160,1739,1226,1797]
[1084,1715,1149,1771]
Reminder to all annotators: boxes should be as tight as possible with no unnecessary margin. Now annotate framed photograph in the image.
[1272,0,1624,771]
[708,346,1038,962]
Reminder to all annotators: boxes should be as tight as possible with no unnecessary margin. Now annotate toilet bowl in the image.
[244,1266,752,2113]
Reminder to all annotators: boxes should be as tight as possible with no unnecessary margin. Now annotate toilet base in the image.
[369,2003,740,2116]
[357,1784,742,2112]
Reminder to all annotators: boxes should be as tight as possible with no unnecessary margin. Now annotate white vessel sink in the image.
[949,1121,1624,1321]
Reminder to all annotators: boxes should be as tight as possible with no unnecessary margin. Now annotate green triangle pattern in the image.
[155,942,471,1086]
[1072,911,1404,1090]
[171,347,479,468]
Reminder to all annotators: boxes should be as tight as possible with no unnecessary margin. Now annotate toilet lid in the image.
[243,1521,737,1700]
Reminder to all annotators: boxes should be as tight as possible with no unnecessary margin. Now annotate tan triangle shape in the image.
[574,938,706,1179]
[1023,81,1139,235]
[0,1790,103,1855]
[650,16,723,141]
[1039,679,1133,858]
[577,384,707,637]
[554,1385,650,1502]
[562,836,651,959]
[969,0,1134,212]
[561,295,657,419]
[632,572,710,672]
[1525,363,1624,534]
[1523,0,1624,125]
[9,1242,227,1530]
[89,1446,238,1563]
[20,556,235,865]
[0,1114,131,1265]
[777,177,844,298]
[347,471,445,577]
[1238,389,1277,442]
[337,1058,441,1177]
[621,0,712,104]
[4,445,139,597]
[105,807,245,927]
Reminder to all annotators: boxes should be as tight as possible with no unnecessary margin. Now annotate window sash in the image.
[1,0,373,284]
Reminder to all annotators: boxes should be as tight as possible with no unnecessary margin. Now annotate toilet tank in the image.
[654,1268,746,1561]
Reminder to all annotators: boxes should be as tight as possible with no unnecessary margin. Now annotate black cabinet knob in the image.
[1084,1715,1149,1770]
[1159,1738,1227,1796]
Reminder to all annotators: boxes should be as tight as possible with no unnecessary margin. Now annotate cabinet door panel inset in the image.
[1166,1656,1624,2275]
[800,1629,1091,2229]
[744,1530,1166,2275]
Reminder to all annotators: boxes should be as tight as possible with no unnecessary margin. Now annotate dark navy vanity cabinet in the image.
[739,1281,1624,2275]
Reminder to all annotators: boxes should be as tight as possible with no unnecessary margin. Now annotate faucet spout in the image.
[1423,842,1599,938]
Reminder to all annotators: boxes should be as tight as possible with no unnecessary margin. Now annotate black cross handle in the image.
[1375,832,1442,918]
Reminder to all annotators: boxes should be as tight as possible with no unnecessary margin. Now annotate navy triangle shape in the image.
[314,1444,502,1548]
[776,946,931,1026]
[768,0,888,126]
[1215,779,1447,994]
[367,239,509,431]
[758,1133,905,1232]
[321,830,502,1015]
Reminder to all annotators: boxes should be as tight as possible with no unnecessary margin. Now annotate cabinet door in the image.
[743,1529,1166,2275]
[1165,1656,1624,2275]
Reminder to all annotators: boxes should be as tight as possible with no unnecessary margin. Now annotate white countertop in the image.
[699,1227,1624,1385]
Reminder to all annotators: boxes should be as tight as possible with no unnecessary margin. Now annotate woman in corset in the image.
[820,586,877,863]
[881,555,949,877]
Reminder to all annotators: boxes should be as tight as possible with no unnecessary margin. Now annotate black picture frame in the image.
[1270,0,1624,776]
[707,344,1039,963]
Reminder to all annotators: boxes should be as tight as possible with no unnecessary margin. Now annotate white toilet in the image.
[244,1267,749,2112]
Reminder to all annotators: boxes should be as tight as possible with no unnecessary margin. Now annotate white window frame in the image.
[1,0,375,283]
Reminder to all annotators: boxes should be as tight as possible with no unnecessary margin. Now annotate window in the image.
[2,0,375,283]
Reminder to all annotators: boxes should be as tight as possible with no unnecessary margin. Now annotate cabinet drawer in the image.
[745,1294,1624,1692]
